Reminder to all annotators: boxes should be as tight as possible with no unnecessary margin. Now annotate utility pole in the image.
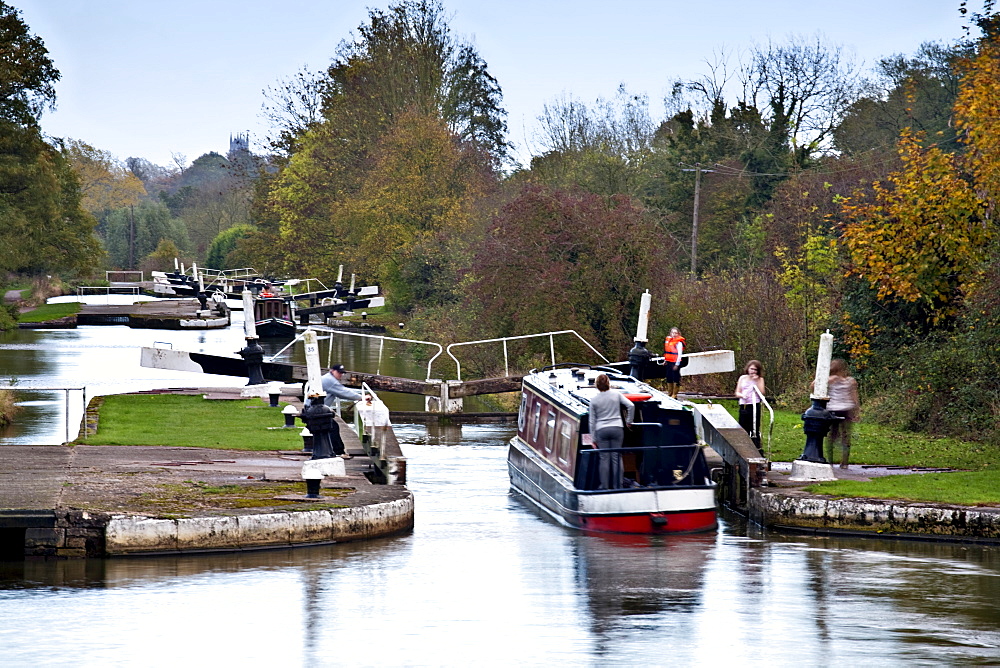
[680,163,715,278]
[128,204,135,269]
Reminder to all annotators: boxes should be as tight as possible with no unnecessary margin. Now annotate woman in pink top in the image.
[735,360,765,454]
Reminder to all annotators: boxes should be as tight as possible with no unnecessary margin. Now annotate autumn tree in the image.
[840,130,987,330]
[64,139,146,215]
[954,16,1000,217]
[257,0,507,296]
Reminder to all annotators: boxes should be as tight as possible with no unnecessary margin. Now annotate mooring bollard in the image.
[282,405,299,428]
[800,398,835,463]
[301,395,336,459]
[267,381,283,407]
[300,426,313,454]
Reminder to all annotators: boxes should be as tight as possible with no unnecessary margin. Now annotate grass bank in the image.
[707,399,1000,506]
[83,393,1000,506]
[17,302,81,323]
[84,394,303,450]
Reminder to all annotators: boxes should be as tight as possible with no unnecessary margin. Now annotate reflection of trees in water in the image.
[575,532,714,646]
[782,533,1000,645]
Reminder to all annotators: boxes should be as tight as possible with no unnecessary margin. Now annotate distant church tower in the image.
[229,132,250,155]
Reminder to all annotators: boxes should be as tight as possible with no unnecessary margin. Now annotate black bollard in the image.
[237,337,266,386]
[627,341,652,380]
[197,291,208,311]
[282,405,299,427]
[800,398,840,463]
[300,427,313,454]
[267,382,282,407]
[305,478,321,498]
[300,396,336,460]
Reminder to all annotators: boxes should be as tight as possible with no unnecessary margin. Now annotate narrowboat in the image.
[253,294,296,339]
[508,365,717,534]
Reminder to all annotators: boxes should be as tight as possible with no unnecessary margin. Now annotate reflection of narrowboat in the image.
[253,296,296,339]
[508,365,717,534]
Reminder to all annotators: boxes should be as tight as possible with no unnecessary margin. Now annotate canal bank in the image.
[0,388,413,558]
[750,480,1000,544]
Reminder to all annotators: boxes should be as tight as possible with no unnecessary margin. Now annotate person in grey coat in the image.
[589,374,635,489]
[321,364,363,459]
[322,364,362,407]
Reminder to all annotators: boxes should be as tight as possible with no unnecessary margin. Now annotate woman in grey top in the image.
[589,374,635,489]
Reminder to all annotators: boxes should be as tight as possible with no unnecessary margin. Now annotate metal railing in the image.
[746,384,775,462]
[266,327,443,381]
[0,385,87,443]
[446,330,608,381]
[75,286,140,296]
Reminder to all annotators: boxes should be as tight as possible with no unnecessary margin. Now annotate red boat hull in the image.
[573,510,717,534]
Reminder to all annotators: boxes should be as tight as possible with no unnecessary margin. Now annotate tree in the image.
[470,185,667,353]
[258,0,507,291]
[954,21,1000,218]
[834,42,967,157]
[0,2,58,127]
[0,5,101,276]
[64,139,146,215]
[526,87,654,197]
[205,223,254,270]
[261,66,330,156]
[840,130,988,328]
[102,200,188,269]
[742,34,863,165]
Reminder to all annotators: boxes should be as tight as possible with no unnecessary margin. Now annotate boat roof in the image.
[522,366,684,415]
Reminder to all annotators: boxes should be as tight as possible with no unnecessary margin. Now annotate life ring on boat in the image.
[260,291,275,298]
[624,393,652,402]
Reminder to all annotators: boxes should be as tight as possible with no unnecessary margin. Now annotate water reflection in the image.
[4,316,1000,664]
[0,431,999,664]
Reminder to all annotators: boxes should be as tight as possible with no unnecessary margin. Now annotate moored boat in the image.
[253,295,296,338]
[507,365,717,534]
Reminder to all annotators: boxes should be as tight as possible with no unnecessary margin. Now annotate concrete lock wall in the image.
[104,495,414,556]
[751,489,1000,542]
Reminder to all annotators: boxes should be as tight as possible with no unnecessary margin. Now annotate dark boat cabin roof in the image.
[516,367,702,488]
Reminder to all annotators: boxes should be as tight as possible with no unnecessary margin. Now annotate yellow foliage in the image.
[64,139,146,214]
[955,36,1000,213]
[840,130,989,323]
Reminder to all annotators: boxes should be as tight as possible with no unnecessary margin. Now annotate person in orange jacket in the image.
[663,327,685,398]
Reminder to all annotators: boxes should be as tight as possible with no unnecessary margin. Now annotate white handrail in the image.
[268,326,443,381]
[748,384,775,462]
[0,385,87,443]
[446,330,609,381]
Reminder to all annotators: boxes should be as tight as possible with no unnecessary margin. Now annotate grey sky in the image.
[15,0,973,168]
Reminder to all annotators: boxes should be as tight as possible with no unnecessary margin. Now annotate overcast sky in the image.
[14,0,975,168]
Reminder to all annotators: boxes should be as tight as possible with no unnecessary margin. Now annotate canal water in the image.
[2,301,999,666]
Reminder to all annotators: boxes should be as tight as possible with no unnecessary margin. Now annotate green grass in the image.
[702,399,1000,505]
[805,470,1000,506]
[17,302,81,323]
[84,394,303,450]
[705,399,998,470]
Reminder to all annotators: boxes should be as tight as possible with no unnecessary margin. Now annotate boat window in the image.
[518,392,528,433]
[556,419,572,463]
[544,410,556,453]
[531,401,542,442]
